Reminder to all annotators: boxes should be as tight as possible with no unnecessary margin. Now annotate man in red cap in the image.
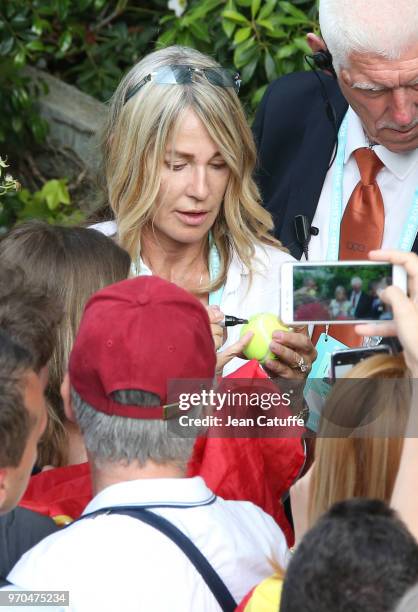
[9,276,288,611]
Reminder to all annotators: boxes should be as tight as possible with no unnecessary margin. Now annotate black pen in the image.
[220,315,249,328]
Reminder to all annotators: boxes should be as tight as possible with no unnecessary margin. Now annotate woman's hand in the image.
[263,326,317,379]
[206,305,253,374]
[355,249,418,377]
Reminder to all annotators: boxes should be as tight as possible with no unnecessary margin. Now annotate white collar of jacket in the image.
[83,476,216,515]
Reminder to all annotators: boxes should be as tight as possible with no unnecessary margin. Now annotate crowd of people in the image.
[294,274,391,321]
[0,0,417,609]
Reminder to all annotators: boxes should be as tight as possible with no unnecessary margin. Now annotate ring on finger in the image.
[294,355,308,373]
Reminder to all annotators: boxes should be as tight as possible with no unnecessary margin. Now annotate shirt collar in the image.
[82,476,216,515]
[345,106,418,180]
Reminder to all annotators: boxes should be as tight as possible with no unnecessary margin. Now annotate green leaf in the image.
[17,195,49,221]
[293,36,311,54]
[31,17,52,36]
[13,48,25,68]
[264,27,286,39]
[222,10,249,24]
[264,49,276,81]
[59,31,72,53]
[251,0,261,19]
[0,38,14,55]
[278,1,309,21]
[40,179,70,211]
[236,0,252,5]
[276,43,296,59]
[189,0,223,19]
[56,0,70,21]
[241,56,258,82]
[275,15,306,25]
[222,19,236,38]
[234,26,251,44]
[257,18,274,32]
[189,22,210,43]
[25,40,45,52]
[258,0,277,20]
[160,14,176,24]
[233,37,257,68]
[251,83,268,106]
[157,29,178,47]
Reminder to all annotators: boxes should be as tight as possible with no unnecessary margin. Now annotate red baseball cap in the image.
[69,276,216,419]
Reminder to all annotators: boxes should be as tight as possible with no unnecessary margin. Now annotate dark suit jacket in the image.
[352,292,373,319]
[253,71,418,259]
[0,507,58,578]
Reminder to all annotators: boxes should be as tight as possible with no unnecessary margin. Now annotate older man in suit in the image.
[254,0,418,348]
[254,0,418,262]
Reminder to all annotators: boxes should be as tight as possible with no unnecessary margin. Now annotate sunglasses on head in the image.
[124,64,241,104]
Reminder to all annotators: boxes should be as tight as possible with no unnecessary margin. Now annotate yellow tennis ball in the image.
[240,313,289,364]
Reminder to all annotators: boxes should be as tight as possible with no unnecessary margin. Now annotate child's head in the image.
[0,221,131,466]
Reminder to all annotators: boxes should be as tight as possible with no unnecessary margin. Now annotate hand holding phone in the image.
[281,261,407,325]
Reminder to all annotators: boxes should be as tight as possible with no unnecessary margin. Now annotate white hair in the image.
[319,0,418,73]
[71,388,196,471]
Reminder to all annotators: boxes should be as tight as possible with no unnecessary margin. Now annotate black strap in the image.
[0,576,11,587]
[80,506,237,612]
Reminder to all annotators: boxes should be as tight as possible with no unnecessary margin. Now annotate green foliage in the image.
[0,178,85,232]
[0,0,318,151]
[0,0,318,228]
[0,0,166,151]
[295,265,392,299]
[157,0,318,110]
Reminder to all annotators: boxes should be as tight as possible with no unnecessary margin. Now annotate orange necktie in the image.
[313,147,384,347]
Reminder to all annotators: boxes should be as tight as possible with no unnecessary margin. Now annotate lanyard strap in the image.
[327,112,418,260]
[133,236,225,307]
[208,234,224,307]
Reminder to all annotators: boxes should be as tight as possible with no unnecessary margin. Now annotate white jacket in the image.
[91,221,295,374]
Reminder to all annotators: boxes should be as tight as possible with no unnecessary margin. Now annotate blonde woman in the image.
[92,45,316,377]
[290,353,411,545]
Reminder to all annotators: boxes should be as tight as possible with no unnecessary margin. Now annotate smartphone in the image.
[331,344,392,381]
[280,260,407,325]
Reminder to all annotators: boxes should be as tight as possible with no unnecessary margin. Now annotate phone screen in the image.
[293,263,393,323]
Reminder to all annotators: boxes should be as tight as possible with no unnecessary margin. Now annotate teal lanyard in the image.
[326,113,418,260]
[133,236,225,307]
[208,234,224,307]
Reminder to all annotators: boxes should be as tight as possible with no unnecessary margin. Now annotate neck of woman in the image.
[140,228,210,295]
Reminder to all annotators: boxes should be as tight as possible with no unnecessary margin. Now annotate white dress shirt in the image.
[8,477,288,612]
[90,221,295,375]
[308,106,418,261]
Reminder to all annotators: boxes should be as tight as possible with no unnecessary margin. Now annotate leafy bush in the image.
[0,0,317,229]
[158,0,318,109]
[0,171,85,232]
[0,0,317,147]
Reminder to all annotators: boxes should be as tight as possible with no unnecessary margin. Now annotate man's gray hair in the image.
[71,388,195,470]
[319,0,418,73]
